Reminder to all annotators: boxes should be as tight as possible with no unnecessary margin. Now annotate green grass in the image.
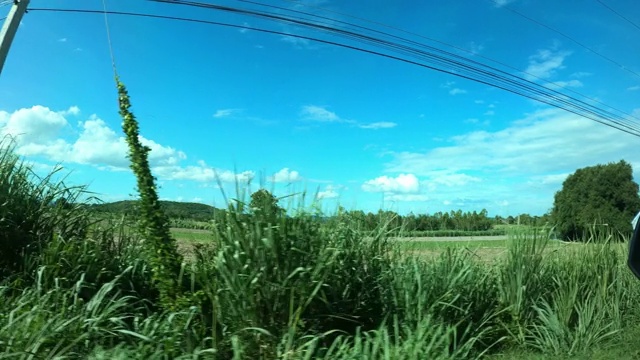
[394,238,573,251]
[2,138,640,359]
[169,228,215,243]
[396,239,510,250]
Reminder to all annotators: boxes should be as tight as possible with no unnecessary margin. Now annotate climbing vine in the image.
[116,77,184,308]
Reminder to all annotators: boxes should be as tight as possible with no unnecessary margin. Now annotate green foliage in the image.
[116,78,183,310]
[0,139,93,282]
[551,160,640,241]
[249,188,285,222]
[2,139,640,358]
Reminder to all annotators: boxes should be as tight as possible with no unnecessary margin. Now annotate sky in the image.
[1,0,639,217]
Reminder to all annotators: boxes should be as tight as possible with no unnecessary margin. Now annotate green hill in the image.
[88,200,219,221]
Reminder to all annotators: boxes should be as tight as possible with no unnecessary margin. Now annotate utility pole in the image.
[0,0,30,76]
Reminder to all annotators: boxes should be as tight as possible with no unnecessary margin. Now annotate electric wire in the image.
[487,0,640,80]
[26,6,640,138]
[234,0,639,130]
[595,0,640,33]
[101,0,118,77]
[146,0,640,133]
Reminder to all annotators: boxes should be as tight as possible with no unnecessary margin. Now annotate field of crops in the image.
[2,102,640,360]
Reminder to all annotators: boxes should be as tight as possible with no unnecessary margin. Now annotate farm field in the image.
[2,136,640,359]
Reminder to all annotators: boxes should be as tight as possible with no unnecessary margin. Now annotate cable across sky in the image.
[24,1,640,138]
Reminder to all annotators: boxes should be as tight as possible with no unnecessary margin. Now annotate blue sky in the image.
[1,0,639,216]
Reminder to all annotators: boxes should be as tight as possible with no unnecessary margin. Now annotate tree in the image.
[551,160,640,240]
[250,189,284,222]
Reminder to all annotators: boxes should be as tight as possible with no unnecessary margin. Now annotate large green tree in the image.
[551,160,640,240]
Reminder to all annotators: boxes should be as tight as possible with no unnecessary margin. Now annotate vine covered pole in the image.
[0,0,30,76]
[117,77,184,308]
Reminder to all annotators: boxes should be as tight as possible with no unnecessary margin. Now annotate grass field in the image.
[170,227,215,243]
[3,138,640,359]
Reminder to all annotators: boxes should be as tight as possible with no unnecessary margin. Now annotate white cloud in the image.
[300,105,396,130]
[385,194,429,202]
[0,105,69,145]
[449,88,467,95]
[362,173,420,194]
[386,108,639,176]
[428,172,482,187]
[467,41,484,55]
[154,164,254,183]
[571,72,592,78]
[301,105,340,122]
[0,105,256,185]
[358,121,397,129]
[525,49,571,80]
[317,184,341,199]
[270,168,302,183]
[213,108,240,118]
[441,81,466,95]
[474,100,485,104]
[493,0,515,7]
[67,117,185,169]
[58,38,67,42]
[382,107,640,214]
[239,22,250,34]
[281,35,312,48]
[484,110,495,116]
[0,107,184,170]
[549,79,583,88]
[627,85,640,91]
[61,106,80,116]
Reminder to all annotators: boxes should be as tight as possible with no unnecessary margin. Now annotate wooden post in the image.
[0,0,31,76]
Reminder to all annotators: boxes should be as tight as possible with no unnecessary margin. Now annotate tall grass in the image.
[1,137,640,358]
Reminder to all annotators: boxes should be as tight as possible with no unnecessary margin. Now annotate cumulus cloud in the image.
[0,105,69,144]
[270,168,302,183]
[317,184,341,199]
[383,107,640,214]
[628,85,640,91]
[362,173,420,193]
[154,165,254,183]
[0,105,253,184]
[60,106,80,116]
[525,48,571,80]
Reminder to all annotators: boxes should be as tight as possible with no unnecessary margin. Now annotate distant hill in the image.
[88,200,219,221]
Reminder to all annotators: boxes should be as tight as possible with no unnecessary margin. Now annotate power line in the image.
[596,0,640,32]
[147,0,640,131]
[487,0,640,80]
[26,6,640,138]
[235,0,638,133]
[101,0,118,77]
